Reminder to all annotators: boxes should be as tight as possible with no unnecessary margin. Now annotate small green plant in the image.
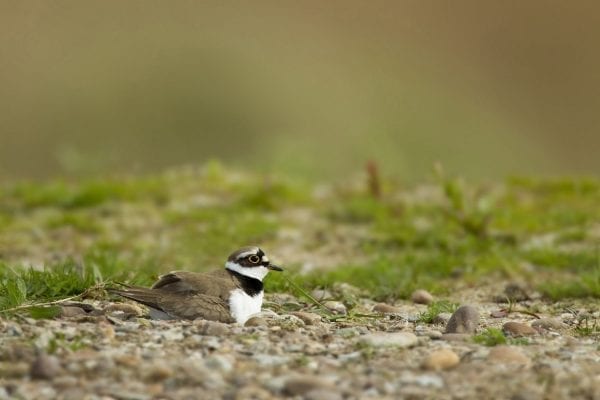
[574,316,599,337]
[473,328,529,346]
[418,300,459,324]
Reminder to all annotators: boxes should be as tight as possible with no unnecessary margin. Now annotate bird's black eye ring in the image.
[248,255,261,264]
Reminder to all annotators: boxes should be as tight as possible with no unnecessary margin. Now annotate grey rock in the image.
[445,305,479,334]
[311,289,333,300]
[360,332,418,348]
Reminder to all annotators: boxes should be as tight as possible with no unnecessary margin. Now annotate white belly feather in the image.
[229,289,263,324]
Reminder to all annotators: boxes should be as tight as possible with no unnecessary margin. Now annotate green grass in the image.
[1,163,600,312]
[418,300,460,323]
[473,328,529,346]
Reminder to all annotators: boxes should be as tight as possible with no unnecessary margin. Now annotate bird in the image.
[109,246,283,324]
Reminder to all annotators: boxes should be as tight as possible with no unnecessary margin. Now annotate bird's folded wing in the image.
[158,293,235,323]
[109,287,234,323]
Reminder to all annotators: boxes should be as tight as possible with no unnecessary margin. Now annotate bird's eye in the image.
[248,255,261,264]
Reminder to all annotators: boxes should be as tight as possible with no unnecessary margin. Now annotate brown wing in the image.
[151,270,237,299]
[158,293,234,323]
[109,286,234,323]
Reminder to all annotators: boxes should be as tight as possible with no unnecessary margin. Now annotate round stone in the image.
[244,317,269,327]
[411,289,434,305]
[373,303,402,314]
[422,348,460,370]
[502,322,537,337]
[445,305,479,334]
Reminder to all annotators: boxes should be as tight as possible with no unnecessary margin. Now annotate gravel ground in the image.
[1,282,599,400]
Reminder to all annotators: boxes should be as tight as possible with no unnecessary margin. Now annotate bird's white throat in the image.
[229,289,263,324]
[225,261,269,281]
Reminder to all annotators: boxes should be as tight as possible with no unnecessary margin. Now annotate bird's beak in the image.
[267,263,283,271]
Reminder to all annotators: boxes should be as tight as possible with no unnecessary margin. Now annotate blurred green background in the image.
[1,1,599,181]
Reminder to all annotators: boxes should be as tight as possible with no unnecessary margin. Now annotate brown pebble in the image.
[445,305,479,334]
[487,345,531,365]
[502,321,537,337]
[245,317,268,327]
[59,306,86,318]
[490,310,508,318]
[30,354,63,380]
[422,348,460,370]
[411,289,434,305]
[194,320,231,335]
[373,303,402,314]
[323,301,347,315]
[290,311,322,325]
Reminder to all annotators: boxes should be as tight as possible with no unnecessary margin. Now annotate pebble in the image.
[422,348,460,370]
[531,318,567,332]
[284,375,335,396]
[502,322,537,337]
[360,332,418,348]
[433,313,452,325]
[104,303,144,317]
[290,311,322,325]
[194,320,231,335]
[245,317,269,327]
[30,354,63,380]
[487,346,531,366]
[323,301,347,315]
[411,289,434,305]
[445,305,479,334]
[373,303,402,314]
[311,289,333,300]
[59,306,86,318]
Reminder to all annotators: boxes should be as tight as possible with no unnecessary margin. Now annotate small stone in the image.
[422,348,460,370]
[531,318,567,332]
[104,303,144,317]
[411,289,434,305]
[311,289,332,300]
[502,322,537,337]
[440,333,471,342]
[59,306,86,318]
[245,317,268,327]
[30,354,63,380]
[487,346,531,366]
[373,303,402,314]
[490,310,508,318]
[323,301,347,315]
[284,375,335,396]
[194,320,231,335]
[433,313,452,325]
[445,305,479,334]
[234,385,272,400]
[360,332,418,348]
[290,311,322,325]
